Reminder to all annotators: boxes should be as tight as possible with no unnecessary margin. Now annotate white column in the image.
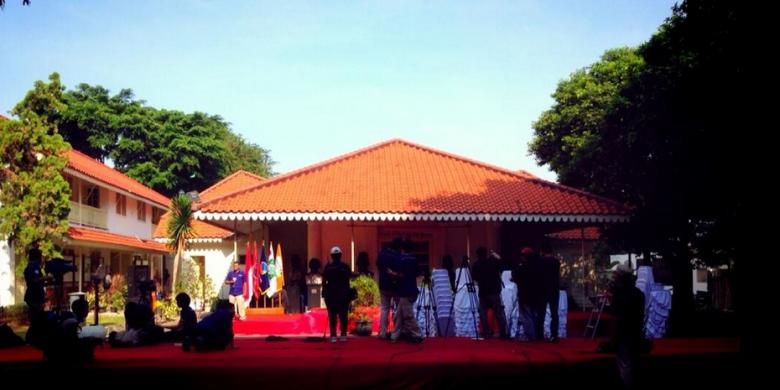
[233,221,238,262]
[350,224,355,271]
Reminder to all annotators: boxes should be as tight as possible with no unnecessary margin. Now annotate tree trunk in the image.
[171,246,181,296]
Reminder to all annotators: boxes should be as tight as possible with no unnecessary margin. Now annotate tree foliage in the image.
[530,0,739,330]
[167,193,193,296]
[16,74,275,196]
[0,73,71,268]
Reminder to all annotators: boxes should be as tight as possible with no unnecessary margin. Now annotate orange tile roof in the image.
[198,139,629,217]
[152,211,234,239]
[151,170,261,239]
[68,226,170,253]
[66,149,169,207]
[516,169,538,179]
[197,170,266,203]
[547,227,601,241]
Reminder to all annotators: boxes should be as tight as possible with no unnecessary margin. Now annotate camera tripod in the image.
[444,259,481,340]
[415,274,440,337]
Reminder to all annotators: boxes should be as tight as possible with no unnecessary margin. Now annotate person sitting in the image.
[109,302,164,347]
[40,297,98,365]
[70,296,106,343]
[189,300,235,352]
[163,293,197,347]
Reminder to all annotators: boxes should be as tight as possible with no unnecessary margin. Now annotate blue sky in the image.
[1,1,677,181]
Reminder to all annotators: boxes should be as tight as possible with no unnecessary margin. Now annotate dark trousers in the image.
[327,303,349,337]
[478,294,508,338]
[545,292,560,338]
[533,303,546,341]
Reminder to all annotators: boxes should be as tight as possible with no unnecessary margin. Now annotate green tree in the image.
[224,132,274,178]
[167,193,194,296]
[530,47,645,194]
[530,0,739,333]
[0,74,71,268]
[18,74,275,196]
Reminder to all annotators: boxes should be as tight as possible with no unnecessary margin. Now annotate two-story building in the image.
[0,148,170,306]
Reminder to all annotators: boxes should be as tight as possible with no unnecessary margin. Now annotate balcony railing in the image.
[68,201,108,229]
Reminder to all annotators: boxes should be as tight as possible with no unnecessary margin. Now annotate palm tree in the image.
[167,193,193,296]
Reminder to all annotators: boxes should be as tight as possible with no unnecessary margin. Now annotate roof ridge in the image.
[196,138,629,213]
[66,148,170,206]
[198,169,267,200]
[196,139,401,209]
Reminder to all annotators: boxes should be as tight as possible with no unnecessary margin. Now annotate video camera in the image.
[44,258,77,282]
[137,279,157,293]
[90,264,112,290]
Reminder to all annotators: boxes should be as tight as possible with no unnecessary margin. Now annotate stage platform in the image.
[0,336,740,388]
[233,309,614,337]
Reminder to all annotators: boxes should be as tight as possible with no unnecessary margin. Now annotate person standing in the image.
[322,246,351,342]
[24,247,48,317]
[472,247,508,339]
[224,261,246,321]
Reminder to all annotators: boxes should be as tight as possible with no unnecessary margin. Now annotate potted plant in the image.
[349,275,379,336]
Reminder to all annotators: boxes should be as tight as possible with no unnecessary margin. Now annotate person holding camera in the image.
[390,241,423,344]
[224,261,246,321]
[472,247,508,339]
[377,237,402,340]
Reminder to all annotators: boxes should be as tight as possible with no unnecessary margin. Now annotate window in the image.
[152,207,164,225]
[137,201,146,222]
[82,185,100,208]
[116,194,127,216]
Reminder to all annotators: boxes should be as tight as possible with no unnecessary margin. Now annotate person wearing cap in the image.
[322,246,351,342]
[472,247,508,339]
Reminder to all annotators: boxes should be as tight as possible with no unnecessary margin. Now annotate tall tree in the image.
[224,131,274,178]
[0,73,71,268]
[530,0,739,334]
[16,74,275,196]
[167,193,194,296]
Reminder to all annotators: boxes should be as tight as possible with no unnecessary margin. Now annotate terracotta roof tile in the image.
[152,211,234,239]
[199,139,629,216]
[68,226,169,253]
[66,149,169,207]
[151,170,262,239]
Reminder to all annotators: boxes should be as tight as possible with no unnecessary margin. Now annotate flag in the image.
[244,240,254,306]
[267,241,277,297]
[259,244,270,295]
[275,243,285,294]
[253,240,260,296]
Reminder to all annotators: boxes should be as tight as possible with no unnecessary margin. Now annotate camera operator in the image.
[24,247,50,317]
[472,247,508,339]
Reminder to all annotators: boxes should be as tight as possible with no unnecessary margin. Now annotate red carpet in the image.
[232,309,606,337]
[0,337,740,388]
[233,308,389,335]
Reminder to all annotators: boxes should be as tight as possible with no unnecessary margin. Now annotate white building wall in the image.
[0,238,15,306]
[185,241,237,298]
[106,191,155,239]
